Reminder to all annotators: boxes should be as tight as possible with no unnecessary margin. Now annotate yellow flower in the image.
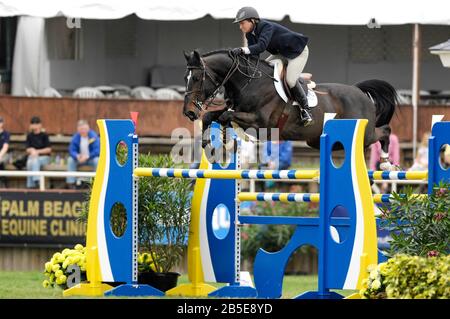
[62,248,71,256]
[72,256,81,264]
[54,270,63,278]
[53,252,62,259]
[62,259,70,269]
[371,279,381,290]
[377,262,387,273]
[45,262,52,273]
[366,264,377,273]
[42,280,50,288]
[369,269,379,280]
[75,244,84,251]
[56,275,67,285]
[52,264,61,272]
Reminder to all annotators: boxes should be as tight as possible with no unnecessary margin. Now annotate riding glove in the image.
[232,47,243,55]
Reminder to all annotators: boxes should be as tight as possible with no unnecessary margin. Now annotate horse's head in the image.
[182,50,217,121]
[183,49,239,122]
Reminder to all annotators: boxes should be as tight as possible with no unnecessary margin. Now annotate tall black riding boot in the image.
[290,81,314,127]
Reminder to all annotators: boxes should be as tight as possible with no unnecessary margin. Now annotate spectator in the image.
[261,140,293,170]
[369,133,400,193]
[259,140,293,190]
[0,117,11,187]
[26,116,52,188]
[409,132,430,171]
[369,133,400,171]
[66,120,100,189]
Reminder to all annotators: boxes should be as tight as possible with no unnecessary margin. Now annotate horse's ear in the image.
[192,50,201,66]
[183,50,191,62]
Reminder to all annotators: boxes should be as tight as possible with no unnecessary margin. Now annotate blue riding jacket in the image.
[246,19,309,59]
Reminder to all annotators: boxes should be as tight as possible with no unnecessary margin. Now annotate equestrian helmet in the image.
[233,7,260,23]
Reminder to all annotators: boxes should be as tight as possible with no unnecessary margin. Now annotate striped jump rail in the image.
[368,170,428,180]
[134,168,320,180]
[135,168,428,181]
[238,192,428,204]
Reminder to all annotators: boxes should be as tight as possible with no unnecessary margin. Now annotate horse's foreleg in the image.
[202,110,226,148]
[375,125,399,171]
[219,111,260,129]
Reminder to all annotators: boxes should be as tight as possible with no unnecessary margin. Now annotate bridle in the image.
[185,55,238,112]
[184,52,275,112]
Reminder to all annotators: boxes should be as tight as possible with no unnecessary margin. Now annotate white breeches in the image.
[266,45,309,88]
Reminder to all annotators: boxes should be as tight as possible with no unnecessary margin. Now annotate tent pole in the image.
[411,23,421,160]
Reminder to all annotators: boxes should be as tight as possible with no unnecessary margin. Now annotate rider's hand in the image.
[232,47,243,56]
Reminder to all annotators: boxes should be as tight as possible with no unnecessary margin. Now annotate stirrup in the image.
[300,109,314,127]
[302,117,314,127]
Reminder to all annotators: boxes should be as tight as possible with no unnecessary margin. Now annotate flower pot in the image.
[138,271,180,292]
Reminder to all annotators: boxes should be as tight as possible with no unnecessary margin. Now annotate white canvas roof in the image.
[1,0,449,25]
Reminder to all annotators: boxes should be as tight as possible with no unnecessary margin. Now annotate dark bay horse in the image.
[182,49,399,168]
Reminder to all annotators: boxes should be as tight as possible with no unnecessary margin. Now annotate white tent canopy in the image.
[1,0,450,25]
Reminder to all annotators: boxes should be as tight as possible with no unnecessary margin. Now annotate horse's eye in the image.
[192,75,199,81]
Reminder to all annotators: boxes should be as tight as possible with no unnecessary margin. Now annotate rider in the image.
[232,7,313,126]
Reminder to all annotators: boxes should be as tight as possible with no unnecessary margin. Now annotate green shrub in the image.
[77,153,192,274]
[379,182,450,257]
[360,254,450,299]
[137,154,192,273]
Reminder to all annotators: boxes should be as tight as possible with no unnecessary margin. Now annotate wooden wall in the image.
[1,95,449,141]
[390,105,450,142]
[0,95,194,137]
[0,247,56,271]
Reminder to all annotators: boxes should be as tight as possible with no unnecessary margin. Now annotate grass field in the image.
[0,271,356,299]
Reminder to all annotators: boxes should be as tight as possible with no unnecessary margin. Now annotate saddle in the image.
[269,59,318,106]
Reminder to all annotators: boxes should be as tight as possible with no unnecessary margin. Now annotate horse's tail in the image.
[355,79,399,127]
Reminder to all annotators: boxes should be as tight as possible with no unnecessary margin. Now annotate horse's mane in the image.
[201,49,231,57]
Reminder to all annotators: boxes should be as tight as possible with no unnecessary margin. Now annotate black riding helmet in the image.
[233,7,260,23]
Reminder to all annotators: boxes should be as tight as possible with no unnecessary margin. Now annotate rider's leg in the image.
[286,46,313,126]
[290,81,313,126]
[265,54,283,63]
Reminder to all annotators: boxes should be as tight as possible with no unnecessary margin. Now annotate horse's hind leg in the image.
[375,124,399,171]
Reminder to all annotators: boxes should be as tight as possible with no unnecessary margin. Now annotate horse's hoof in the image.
[379,162,401,171]
[379,162,392,171]
[202,139,210,149]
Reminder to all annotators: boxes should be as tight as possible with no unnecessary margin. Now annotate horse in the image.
[182,49,399,169]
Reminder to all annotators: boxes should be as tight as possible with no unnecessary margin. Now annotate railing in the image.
[0,171,95,191]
